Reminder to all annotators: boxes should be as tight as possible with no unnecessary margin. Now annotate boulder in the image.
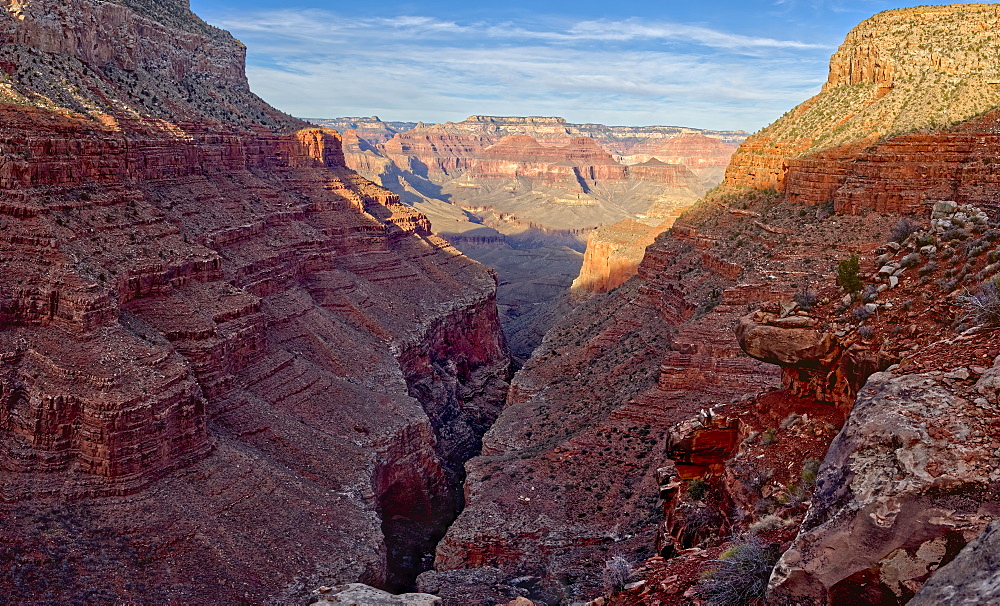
[909,519,1000,605]
[736,312,840,370]
[313,584,442,605]
[768,371,1000,604]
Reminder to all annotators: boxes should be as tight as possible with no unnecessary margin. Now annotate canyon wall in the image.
[0,1,511,603]
[332,115,742,358]
[725,3,1000,197]
[434,5,1000,603]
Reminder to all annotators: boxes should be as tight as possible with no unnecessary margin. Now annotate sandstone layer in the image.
[726,4,1000,200]
[0,1,510,603]
[330,114,745,357]
[437,6,1000,602]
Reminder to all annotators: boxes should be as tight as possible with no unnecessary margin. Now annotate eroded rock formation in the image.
[725,4,1000,204]
[770,370,1000,604]
[910,519,1000,606]
[436,6,1000,603]
[329,114,745,357]
[0,1,510,602]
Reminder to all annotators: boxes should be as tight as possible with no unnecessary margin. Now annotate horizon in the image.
[190,1,978,132]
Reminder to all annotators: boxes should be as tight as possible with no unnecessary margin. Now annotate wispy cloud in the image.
[211,9,833,130]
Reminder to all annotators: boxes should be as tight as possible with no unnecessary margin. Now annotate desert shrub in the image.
[680,506,723,547]
[793,289,819,311]
[801,458,821,489]
[851,306,873,322]
[959,280,1000,326]
[900,253,922,268]
[889,218,918,243]
[915,232,937,247]
[782,483,809,505]
[760,427,777,446]
[749,514,787,534]
[699,536,781,606]
[754,498,776,516]
[937,278,958,292]
[687,478,709,501]
[732,462,774,495]
[836,254,863,294]
[862,284,879,303]
[859,325,875,339]
[780,413,802,429]
[971,241,990,257]
[985,229,1000,243]
[603,555,634,592]
[940,247,956,260]
[942,227,969,241]
[919,261,938,276]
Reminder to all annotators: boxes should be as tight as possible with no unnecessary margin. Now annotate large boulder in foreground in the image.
[736,312,840,370]
[910,519,1000,605]
[768,369,1000,604]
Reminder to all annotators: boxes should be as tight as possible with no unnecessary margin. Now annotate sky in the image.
[189,0,969,132]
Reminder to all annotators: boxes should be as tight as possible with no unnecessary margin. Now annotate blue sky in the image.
[189,1,964,131]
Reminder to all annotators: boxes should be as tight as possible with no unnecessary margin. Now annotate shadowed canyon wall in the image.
[0,0,510,602]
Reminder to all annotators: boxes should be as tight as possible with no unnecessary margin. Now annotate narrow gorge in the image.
[4,1,1000,606]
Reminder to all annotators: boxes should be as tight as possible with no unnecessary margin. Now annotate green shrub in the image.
[801,458,821,489]
[836,254,863,293]
[687,478,709,501]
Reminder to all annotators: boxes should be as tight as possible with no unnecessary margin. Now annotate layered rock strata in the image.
[332,115,743,357]
[725,4,1000,208]
[440,7,1000,591]
[435,191,902,599]
[0,1,510,603]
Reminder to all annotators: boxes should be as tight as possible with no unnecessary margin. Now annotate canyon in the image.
[0,0,510,602]
[321,115,744,359]
[4,1,1000,605]
[426,3,1000,605]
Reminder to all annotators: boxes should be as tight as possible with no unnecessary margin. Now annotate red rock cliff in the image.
[0,0,510,602]
[725,4,1000,200]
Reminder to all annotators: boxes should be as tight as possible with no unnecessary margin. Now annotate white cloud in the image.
[211,9,832,130]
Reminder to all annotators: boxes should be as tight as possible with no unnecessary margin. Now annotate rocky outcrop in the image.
[725,4,1000,203]
[469,136,627,189]
[571,219,662,293]
[735,310,881,410]
[622,133,739,187]
[312,583,442,606]
[0,0,295,129]
[310,116,421,145]
[0,1,511,603]
[769,370,1000,604]
[910,519,1000,606]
